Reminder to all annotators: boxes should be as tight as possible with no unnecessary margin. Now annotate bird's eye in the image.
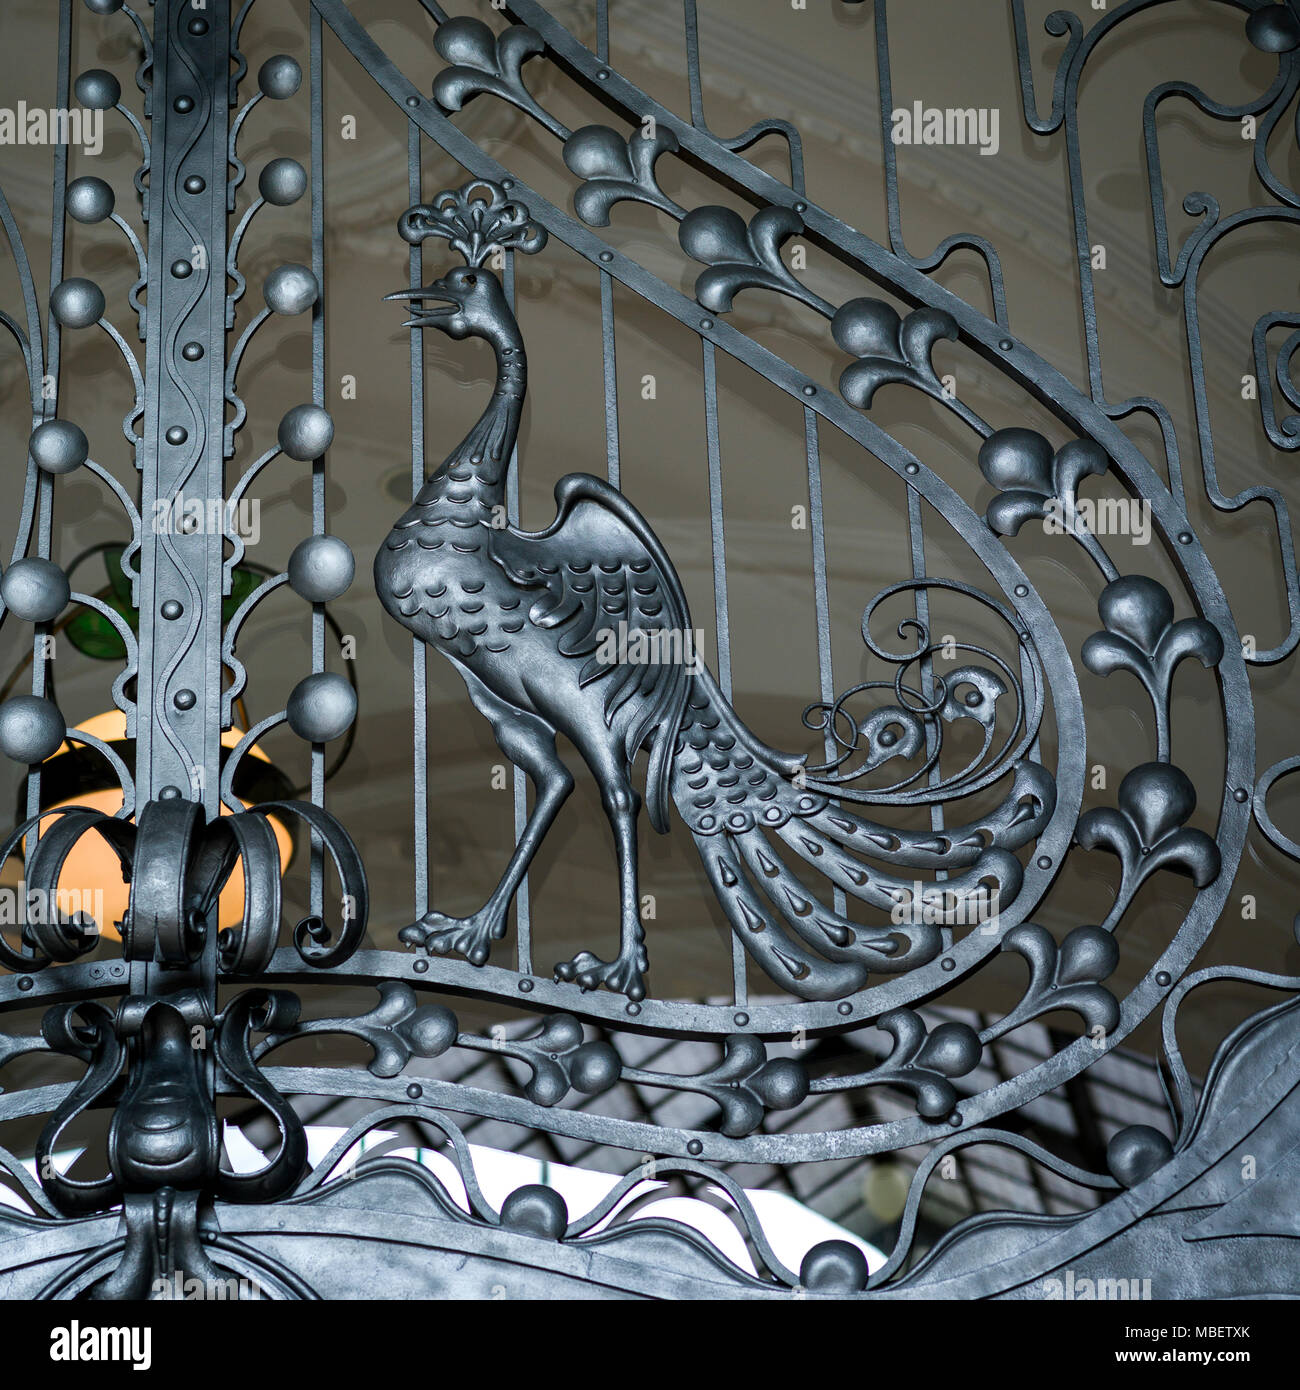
[463,274,477,287]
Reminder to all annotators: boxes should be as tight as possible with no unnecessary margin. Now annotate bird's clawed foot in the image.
[554,946,648,1002]
[399,908,506,967]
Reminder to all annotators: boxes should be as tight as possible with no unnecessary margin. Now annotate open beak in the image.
[384,282,462,329]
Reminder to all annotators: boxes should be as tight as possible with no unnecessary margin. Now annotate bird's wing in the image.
[491,473,695,831]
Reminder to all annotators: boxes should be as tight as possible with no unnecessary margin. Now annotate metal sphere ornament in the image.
[499,1185,568,1239]
[0,696,66,765]
[50,278,105,329]
[277,404,334,461]
[288,535,355,603]
[258,54,302,100]
[286,673,356,743]
[29,420,89,475]
[73,69,121,110]
[258,157,307,207]
[65,176,115,224]
[1,559,71,623]
[264,263,319,316]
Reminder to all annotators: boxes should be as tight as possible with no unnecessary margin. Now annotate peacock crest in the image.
[397,178,547,266]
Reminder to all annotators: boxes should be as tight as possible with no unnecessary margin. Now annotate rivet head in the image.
[598,251,612,262]
[733,1012,749,1027]
[165,425,188,446]
[686,1139,703,1155]
[1014,583,1029,597]
[173,95,195,114]
[406,1083,423,1099]
[941,957,956,972]
[998,338,1014,351]
[160,599,183,620]
[802,384,816,396]
[158,785,182,800]
[1233,787,1248,803]
[1178,531,1193,544]
[173,689,196,710]
[837,1001,852,1015]
[170,258,194,279]
[182,342,204,361]
[518,978,534,992]
[405,95,419,108]
[1036,855,1052,870]
[17,977,32,992]
[1156,970,1171,987]
[905,462,919,475]
[700,318,713,330]
[948,1112,963,1127]
[625,1002,641,1016]
[183,174,206,195]
[187,17,209,35]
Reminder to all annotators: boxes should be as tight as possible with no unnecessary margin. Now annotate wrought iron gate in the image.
[0,0,1298,1300]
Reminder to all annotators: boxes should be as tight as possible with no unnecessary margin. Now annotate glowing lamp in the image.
[17,710,293,941]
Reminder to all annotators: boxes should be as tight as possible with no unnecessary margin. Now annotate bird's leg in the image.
[554,773,648,1001]
[401,678,571,966]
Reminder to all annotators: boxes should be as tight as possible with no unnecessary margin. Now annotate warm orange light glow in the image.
[18,711,292,941]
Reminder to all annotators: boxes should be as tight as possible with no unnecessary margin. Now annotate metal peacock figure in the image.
[377,181,1054,1003]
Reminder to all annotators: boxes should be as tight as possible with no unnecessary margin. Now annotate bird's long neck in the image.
[418,319,526,515]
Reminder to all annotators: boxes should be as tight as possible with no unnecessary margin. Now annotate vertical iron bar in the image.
[906,487,949,947]
[503,249,531,975]
[803,409,844,916]
[408,122,429,920]
[701,340,744,1005]
[134,0,231,997]
[309,4,326,918]
[600,272,620,488]
[25,0,72,833]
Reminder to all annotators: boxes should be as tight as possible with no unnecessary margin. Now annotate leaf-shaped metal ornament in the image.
[816,1009,982,1121]
[430,16,565,138]
[473,1013,621,1107]
[833,298,958,409]
[985,923,1121,1041]
[678,203,831,314]
[624,1033,809,1138]
[563,123,684,226]
[1075,762,1222,928]
[255,980,458,1078]
[1081,575,1223,760]
[977,428,1110,553]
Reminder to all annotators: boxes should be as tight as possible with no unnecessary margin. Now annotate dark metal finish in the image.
[0,0,1295,1300]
